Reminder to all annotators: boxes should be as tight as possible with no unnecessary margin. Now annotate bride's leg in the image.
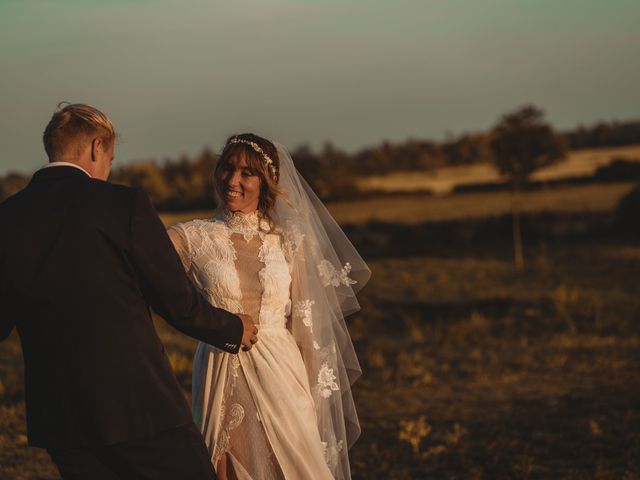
[217,453,240,480]
[216,454,227,480]
[226,454,239,480]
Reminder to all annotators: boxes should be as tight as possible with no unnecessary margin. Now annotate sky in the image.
[1,0,639,174]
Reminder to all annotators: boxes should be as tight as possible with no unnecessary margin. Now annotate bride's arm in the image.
[128,190,242,352]
[167,226,191,271]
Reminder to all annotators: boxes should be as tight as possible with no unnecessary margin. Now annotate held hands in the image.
[238,313,258,351]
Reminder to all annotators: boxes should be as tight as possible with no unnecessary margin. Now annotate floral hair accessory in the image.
[229,137,278,180]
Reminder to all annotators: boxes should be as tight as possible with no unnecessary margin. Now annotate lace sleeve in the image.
[167,224,191,271]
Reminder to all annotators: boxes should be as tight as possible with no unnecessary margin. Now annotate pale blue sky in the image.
[1,0,639,174]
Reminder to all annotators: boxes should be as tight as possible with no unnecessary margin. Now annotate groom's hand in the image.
[239,314,258,351]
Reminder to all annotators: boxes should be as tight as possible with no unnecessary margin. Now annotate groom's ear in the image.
[90,137,102,162]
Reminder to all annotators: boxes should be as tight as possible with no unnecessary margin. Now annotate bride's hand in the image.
[239,314,258,351]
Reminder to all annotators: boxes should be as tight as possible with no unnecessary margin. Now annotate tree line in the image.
[1,112,639,208]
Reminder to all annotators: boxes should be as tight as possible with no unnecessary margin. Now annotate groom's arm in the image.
[0,298,14,341]
[0,269,15,340]
[128,188,243,353]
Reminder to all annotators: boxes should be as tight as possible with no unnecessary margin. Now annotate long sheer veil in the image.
[273,142,370,479]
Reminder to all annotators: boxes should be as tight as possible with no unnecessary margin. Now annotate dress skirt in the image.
[192,325,333,480]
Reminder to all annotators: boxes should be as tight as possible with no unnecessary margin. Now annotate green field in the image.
[1,182,639,479]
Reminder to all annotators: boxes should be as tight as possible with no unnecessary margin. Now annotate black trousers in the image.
[47,423,217,480]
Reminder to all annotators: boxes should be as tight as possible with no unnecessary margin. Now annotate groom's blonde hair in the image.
[43,102,116,160]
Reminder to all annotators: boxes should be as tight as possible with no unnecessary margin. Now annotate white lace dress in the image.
[169,211,333,480]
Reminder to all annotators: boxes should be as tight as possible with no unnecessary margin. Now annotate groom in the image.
[0,103,257,479]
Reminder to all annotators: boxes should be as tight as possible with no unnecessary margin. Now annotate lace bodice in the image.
[169,211,292,329]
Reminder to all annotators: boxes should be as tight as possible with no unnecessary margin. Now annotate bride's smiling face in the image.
[220,152,261,214]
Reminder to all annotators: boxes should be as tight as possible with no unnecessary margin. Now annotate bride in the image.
[168,134,370,479]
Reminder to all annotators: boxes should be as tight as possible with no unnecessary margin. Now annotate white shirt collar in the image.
[40,162,91,177]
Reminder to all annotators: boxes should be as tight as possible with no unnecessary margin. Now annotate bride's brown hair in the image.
[213,133,285,230]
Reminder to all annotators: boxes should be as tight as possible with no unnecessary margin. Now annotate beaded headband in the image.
[229,137,278,181]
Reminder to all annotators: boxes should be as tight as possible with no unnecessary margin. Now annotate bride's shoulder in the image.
[272,221,309,266]
[172,215,228,239]
[277,220,305,252]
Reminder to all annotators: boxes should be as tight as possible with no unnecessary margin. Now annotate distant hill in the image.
[2,119,639,206]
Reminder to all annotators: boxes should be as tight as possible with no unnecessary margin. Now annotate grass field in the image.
[161,181,635,228]
[325,182,635,225]
[1,181,639,479]
[349,243,640,478]
[355,145,640,194]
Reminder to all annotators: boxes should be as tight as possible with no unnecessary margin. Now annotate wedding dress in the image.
[169,210,334,479]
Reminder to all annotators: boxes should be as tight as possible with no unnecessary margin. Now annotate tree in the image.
[490,105,567,270]
[111,162,171,206]
[442,133,492,166]
[0,173,29,202]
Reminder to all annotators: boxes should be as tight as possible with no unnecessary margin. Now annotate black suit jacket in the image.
[0,166,242,449]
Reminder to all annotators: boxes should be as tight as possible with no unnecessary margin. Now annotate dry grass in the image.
[1,185,639,478]
[160,182,636,229]
[1,241,638,479]
[347,243,640,479]
[356,145,640,194]
[325,182,636,225]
